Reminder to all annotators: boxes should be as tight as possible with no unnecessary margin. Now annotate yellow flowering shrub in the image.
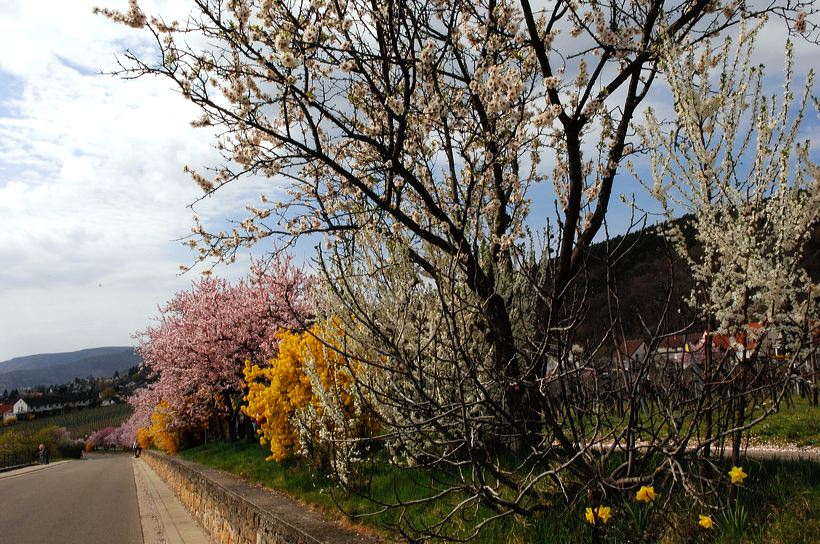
[136,427,152,450]
[138,402,182,454]
[243,320,376,463]
[244,329,313,461]
[299,320,358,421]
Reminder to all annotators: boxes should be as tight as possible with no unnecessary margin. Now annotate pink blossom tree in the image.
[87,426,116,450]
[114,387,158,448]
[132,257,309,441]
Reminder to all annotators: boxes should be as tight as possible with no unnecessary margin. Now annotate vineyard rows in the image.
[5,404,133,439]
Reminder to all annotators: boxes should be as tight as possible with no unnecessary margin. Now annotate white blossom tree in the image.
[98,0,818,540]
[639,20,819,465]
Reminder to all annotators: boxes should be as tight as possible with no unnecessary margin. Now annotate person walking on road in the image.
[38,443,49,464]
[132,439,142,458]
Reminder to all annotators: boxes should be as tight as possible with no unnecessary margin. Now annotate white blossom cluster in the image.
[307,226,513,473]
[640,19,819,346]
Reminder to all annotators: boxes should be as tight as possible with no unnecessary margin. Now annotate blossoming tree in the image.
[99,0,817,539]
[112,386,156,448]
[639,20,819,465]
[133,258,308,441]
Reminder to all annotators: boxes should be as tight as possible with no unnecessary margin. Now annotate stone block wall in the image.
[143,450,380,544]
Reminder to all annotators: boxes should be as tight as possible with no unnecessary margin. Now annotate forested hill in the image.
[0,347,141,392]
[576,216,820,342]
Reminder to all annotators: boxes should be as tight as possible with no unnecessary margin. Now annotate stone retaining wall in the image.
[143,450,380,544]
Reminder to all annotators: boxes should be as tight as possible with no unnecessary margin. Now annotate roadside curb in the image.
[0,463,32,474]
[0,459,73,479]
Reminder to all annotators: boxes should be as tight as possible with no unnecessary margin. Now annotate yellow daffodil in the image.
[698,515,714,529]
[728,466,747,484]
[636,485,657,503]
[585,506,612,526]
[597,506,612,525]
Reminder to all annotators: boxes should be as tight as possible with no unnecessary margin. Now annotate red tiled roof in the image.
[712,322,767,352]
[620,339,645,357]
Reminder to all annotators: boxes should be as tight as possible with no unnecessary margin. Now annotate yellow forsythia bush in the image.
[136,427,152,450]
[139,402,182,454]
[244,329,313,461]
[243,320,372,462]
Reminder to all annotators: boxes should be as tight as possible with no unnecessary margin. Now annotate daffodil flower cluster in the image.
[585,505,611,526]
[635,485,657,503]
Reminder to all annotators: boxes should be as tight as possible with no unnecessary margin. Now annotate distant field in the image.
[4,404,132,439]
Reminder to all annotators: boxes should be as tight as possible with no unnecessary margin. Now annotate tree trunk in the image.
[703,334,714,458]
[812,352,818,407]
[732,366,747,466]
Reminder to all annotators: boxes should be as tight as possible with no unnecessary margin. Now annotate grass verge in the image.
[179,441,820,543]
[749,396,820,447]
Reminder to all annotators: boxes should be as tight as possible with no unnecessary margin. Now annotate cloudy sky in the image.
[0,2,816,362]
[0,1,258,361]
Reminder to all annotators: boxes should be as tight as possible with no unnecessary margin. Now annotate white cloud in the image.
[0,1,270,361]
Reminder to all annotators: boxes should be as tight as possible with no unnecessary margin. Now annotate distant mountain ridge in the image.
[0,347,141,392]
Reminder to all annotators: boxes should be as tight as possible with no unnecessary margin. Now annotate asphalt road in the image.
[0,453,142,544]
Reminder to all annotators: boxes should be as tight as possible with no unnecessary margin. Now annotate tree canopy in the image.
[99,1,819,540]
[127,258,308,442]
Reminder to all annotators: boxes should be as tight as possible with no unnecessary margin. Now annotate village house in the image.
[0,403,15,424]
[604,324,785,392]
[610,338,648,371]
[13,393,94,417]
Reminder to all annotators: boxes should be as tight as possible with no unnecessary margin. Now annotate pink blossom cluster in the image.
[114,257,310,439]
[86,426,122,449]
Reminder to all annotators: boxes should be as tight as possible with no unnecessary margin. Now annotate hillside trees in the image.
[99,0,818,539]
[131,258,309,443]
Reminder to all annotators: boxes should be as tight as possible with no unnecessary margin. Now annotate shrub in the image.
[32,426,70,460]
[244,329,313,461]
[243,320,378,481]
[0,426,84,462]
[137,427,152,450]
[57,440,84,459]
[132,402,184,454]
